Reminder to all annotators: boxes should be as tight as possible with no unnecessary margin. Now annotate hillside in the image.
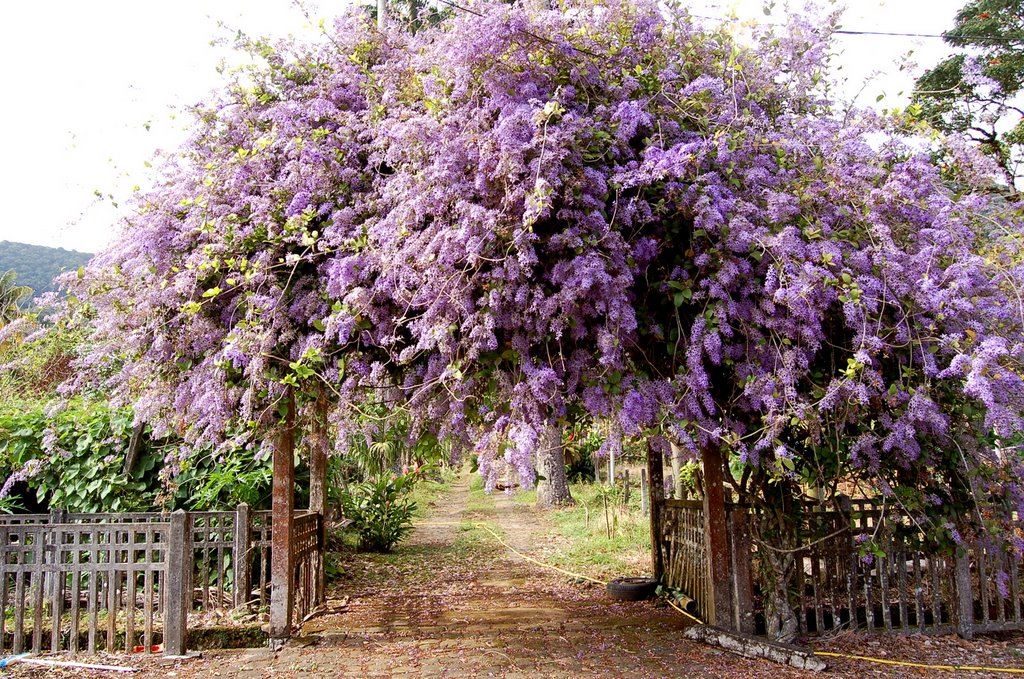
[0,241,93,303]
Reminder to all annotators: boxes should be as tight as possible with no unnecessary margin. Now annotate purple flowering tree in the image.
[75,0,1024,637]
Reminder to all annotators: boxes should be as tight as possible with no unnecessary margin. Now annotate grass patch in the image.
[408,470,454,517]
[541,481,651,581]
[465,473,496,516]
[512,488,537,506]
[453,519,500,551]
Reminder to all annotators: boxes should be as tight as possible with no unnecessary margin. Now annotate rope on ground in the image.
[471,522,606,586]
[479,519,1024,673]
[815,651,1024,674]
[428,519,705,625]
[423,520,1022,673]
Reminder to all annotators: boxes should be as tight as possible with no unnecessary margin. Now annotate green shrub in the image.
[340,467,426,552]
[0,399,162,512]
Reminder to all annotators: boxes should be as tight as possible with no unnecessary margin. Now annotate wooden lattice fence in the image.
[776,503,1024,637]
[0,507,324,655]
[648,450,1024,638]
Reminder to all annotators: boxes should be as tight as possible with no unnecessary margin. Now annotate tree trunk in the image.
[269,388,296,646]
[536,422,574,508]
[750,476,801,643]
[764,549,799,642]
[670,441,686,499]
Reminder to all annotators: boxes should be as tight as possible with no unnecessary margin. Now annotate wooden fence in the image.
[773,502,1024,638]
[648,453,1024,638]
[0,506,324,655]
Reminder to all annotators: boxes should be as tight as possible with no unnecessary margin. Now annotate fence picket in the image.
[69,532,80,654]
[87,531,97,653]
[143,563,154,654]
[896,545,908,631]
[14,566,25,653]
[979,545,990,627]
[1,568,8,654]
[31,568,42,652]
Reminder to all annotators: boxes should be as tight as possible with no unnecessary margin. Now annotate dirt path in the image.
[177,474,808,678]
[8,476,1021,677]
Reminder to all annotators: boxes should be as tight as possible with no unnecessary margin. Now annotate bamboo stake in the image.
[0,653,138,673]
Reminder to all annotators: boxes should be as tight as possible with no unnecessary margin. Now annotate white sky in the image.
[0,1,965,254]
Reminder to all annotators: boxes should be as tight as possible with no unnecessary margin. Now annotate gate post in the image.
[955,550,975,639]
[165,509,191,656]
[702,445,735,629]
[269,389,296,648]
[647,441,665,580]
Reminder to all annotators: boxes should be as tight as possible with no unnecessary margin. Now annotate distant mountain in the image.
[0,241,93,303]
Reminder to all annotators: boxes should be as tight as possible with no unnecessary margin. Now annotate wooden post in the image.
[955,550,975,639]
[702,445,735,629]
[164,510,191,657]
[309,397,329,605]
[647,441,665,580]
[730,507,755,633]
[269,389,296,647]
[640,468,649,516]
[622,469,631,506]
[233,503,251,610]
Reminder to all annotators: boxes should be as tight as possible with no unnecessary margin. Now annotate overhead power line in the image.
[834,28,1019,42]
[432,0,1020,60]
[691,13,1020,43]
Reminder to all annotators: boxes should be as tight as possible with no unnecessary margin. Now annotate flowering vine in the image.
[70,1,1024,570]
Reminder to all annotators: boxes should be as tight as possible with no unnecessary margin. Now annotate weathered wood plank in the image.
[269,391,297,645]
[164,510,191,656]
[647,441,665,580]
[701,445,734,629]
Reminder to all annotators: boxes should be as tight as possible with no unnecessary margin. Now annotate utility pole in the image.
[378,0,386,30]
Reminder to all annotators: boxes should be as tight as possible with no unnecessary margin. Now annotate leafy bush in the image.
[171,441,275,510]
[0,399,162,512]
[340,467,426,552]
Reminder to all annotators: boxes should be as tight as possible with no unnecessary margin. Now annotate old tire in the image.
[606,576,658,601]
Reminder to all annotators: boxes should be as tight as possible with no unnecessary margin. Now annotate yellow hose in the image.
[815,651,1024,674]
